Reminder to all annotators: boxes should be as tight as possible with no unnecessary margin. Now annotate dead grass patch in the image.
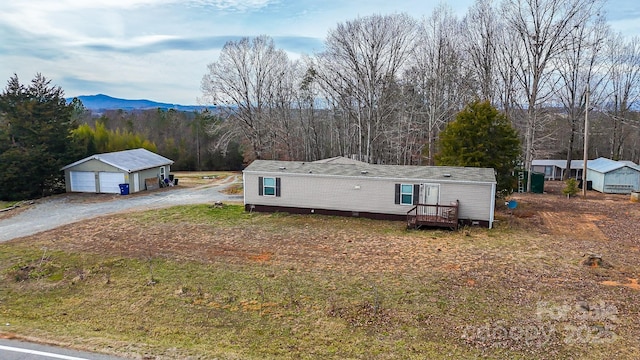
[0,180,639,359]
[171,171,239,187]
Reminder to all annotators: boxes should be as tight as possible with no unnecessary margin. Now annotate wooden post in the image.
[582,85,589,198]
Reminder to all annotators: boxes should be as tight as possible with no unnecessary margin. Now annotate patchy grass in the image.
[222,182,243,195]
[0,247,541,359]
[1,193,639,359]
[0,201,18,209]
[171,171,238,187]
[133,203,252,225]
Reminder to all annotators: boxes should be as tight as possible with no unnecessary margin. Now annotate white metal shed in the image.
[586,157,640,194]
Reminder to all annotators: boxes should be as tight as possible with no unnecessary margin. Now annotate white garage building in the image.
[586,157,640,194]
[62,148,174,194]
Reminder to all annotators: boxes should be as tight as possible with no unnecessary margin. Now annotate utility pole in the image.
[582,84,590,198]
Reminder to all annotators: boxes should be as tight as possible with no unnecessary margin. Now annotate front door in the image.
[419,184,440,216]
[422,183,439,205]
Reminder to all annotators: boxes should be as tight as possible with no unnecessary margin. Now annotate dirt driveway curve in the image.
[0,175,242,243]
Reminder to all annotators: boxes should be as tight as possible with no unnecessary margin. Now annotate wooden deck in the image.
[407,200,459,230]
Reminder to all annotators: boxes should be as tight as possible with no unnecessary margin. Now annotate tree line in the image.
[3,0,640,200]
[201,0,640,181]
[0,74,81,200]
[72,108,244,171]
[0,74,243,200]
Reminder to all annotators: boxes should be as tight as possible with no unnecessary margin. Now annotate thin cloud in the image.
[76,34,322,55]
[1,0,638,105]
[0,25,68,60]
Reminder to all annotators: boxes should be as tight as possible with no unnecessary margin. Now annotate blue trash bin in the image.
[118,183,130,195]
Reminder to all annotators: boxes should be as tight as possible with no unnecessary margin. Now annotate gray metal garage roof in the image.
[62,148,174,173]
[244,160,496,183]
[588,157,640,174]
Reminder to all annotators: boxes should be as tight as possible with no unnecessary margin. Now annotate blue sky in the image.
[1,0,638,105]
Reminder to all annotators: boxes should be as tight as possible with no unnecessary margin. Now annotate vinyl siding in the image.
[64,160,169,193]
[65,159,123,172]
[439,182,493,221]
[136,167,167,189]
[244,172,494,222]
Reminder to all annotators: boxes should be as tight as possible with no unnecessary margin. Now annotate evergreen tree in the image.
[436,101,521,193]
[0,74,81,200]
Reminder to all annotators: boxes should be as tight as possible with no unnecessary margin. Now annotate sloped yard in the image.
[0,182,638,359]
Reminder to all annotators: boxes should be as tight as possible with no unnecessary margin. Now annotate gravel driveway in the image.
[0,176,242,243]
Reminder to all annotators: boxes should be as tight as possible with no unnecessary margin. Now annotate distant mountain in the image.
[69,94,211,112]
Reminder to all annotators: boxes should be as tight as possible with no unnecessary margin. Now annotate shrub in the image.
[562,178,579,198]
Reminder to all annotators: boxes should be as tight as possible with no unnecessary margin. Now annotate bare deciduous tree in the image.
[552,3,607,178]
[604,34,640,160]
[408,5,471,165]
[194,5,640,172]
[201,35,292,160]
[314,13,416,163]
[462,0,500,103]
[501,0,597,190]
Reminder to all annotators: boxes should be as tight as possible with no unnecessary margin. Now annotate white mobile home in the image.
[532,159,584,180]
[243,160,497,228]
[587,157,640,194]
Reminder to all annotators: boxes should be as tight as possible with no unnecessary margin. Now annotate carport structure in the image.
[61,148,173,194]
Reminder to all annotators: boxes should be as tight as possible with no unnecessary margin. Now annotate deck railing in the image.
[407,200,459,230]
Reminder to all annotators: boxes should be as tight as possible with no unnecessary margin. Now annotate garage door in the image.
[69,171,96,192]
[99,172,126,194]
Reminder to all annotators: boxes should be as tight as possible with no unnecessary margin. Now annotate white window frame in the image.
[159,166,166,179]
[400,184,414,205]
[263,177,276,197]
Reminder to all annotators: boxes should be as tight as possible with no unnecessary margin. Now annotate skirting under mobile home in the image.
[243,159,497,228]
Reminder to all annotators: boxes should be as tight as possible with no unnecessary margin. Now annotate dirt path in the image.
[537,211,608,240]
[508,181,639,244]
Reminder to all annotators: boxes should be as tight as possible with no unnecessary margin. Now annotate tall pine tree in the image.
[0,74,82,200]
[436,101,521,193]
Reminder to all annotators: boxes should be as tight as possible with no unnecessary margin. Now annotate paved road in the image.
[0,176,242,243]
[0,338,127,360]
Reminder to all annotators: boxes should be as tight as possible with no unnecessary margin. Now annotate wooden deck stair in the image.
[407,200,459,230]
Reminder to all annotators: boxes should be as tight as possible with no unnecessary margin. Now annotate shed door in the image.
[70,171,96,192]
[99,172,125,194]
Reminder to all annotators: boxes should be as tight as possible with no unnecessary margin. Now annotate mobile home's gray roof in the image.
[588,157,640,173]
[62,148,174,173]
[244,160,496,183]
